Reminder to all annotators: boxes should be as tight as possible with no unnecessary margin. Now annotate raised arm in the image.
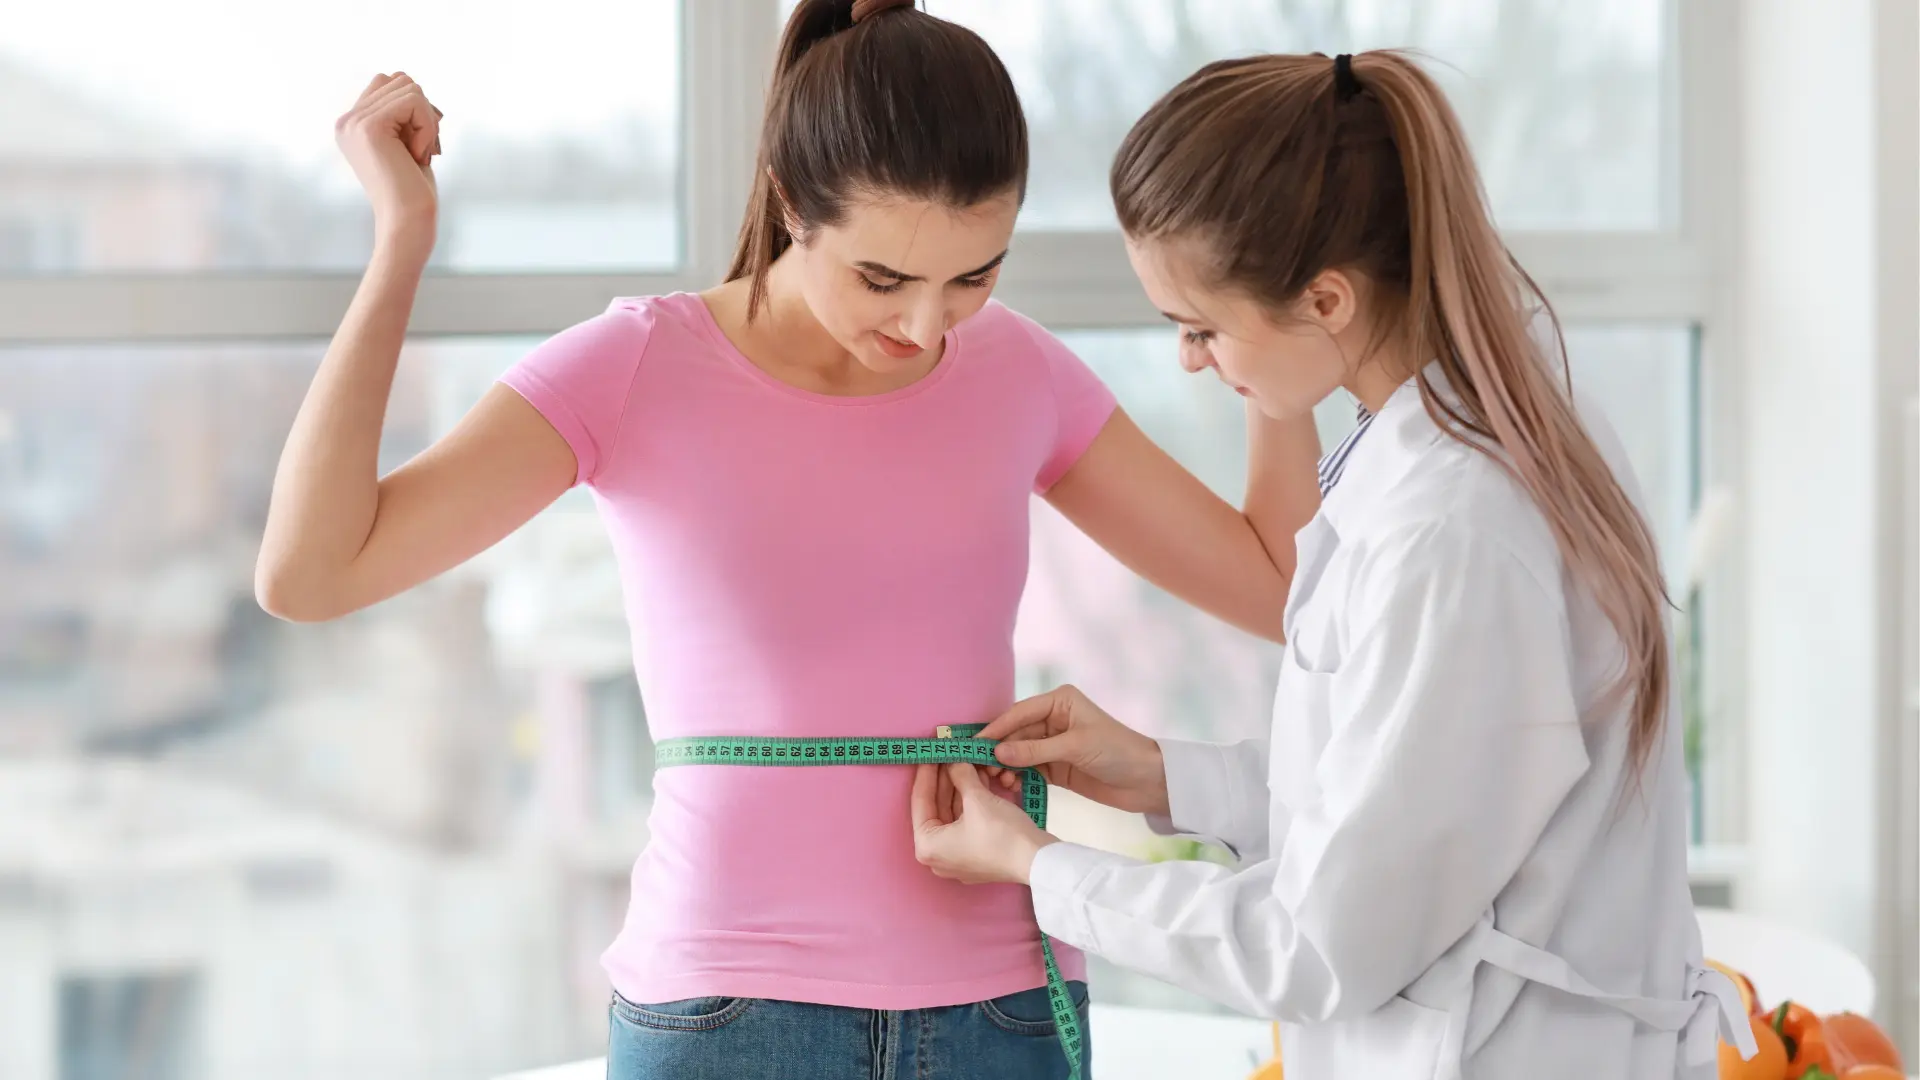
[255,74,575,622]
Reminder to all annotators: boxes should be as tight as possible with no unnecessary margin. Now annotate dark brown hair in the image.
[728,0,1028,319]
[1113,51,1671,774]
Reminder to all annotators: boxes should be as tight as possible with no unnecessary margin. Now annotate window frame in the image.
[0,0,1749,854]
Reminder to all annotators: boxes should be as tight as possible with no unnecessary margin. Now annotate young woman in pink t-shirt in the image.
[257,2,1321,1077]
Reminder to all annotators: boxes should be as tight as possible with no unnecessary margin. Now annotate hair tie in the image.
[1333,53,1362,101]
[851,0,914,22]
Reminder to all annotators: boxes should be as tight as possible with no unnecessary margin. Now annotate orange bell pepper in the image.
[1836,1066,1905,1080]
[1722,1013,1789,1080]
[1246,1020,1284,1079]
[1823,1012,1904,1074]
[1771,1002,1833,1080]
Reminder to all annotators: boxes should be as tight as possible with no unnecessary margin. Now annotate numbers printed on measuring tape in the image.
[653,732,1086,1079]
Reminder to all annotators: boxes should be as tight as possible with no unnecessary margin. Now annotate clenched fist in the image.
[335,72,443,258]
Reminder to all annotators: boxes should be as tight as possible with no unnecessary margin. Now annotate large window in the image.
[0,339,623,1077]
[0,0,1733,1074]
[942,0,1670,230]
[1,1,681,272]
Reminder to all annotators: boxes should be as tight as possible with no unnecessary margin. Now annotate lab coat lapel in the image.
[1282,513,1340,646]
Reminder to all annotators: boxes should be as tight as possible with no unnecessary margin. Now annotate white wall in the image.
[1739,0,1876,950]
[1872,0,1920,1052]
[1739,0,1914,1042]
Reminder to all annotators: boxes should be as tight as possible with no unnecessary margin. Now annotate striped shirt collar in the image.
[1316,398,1375,495]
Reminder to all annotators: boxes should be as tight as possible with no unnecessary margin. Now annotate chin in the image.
[1248,394,1303,422]
[833,335,900,372]
[859,349,920,374]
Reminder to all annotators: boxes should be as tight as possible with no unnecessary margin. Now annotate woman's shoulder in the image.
[504,293,720,408]
[1342,421,1565,594]
[953,300,1055,353]
[952,301,1109,391]
[596,292,710,339]
[543,292,726,373]
[531,293,680,355]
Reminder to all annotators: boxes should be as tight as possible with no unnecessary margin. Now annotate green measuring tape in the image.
[653,724,1087,1080]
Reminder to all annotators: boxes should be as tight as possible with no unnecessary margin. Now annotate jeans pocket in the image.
[977,981,1090,1036]
[610,991,754,1032]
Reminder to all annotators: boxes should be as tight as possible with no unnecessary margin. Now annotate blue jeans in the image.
[606,982,1092,1079]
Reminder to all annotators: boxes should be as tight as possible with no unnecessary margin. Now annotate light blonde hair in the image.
[1113,50,1671,773]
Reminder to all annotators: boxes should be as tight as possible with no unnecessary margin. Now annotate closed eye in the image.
[854,252,1005,296]
[860,270,996,294]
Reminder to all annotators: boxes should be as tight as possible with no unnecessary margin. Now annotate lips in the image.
[874,331,923,360]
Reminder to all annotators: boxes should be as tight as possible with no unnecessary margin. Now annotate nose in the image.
[901,292,947,351]
[1179,343,1214,375]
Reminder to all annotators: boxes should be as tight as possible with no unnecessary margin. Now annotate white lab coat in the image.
[1028,373,1755,1079]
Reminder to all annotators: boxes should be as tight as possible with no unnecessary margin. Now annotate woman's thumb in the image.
[993,734,1066,769]
[947,761,987,793]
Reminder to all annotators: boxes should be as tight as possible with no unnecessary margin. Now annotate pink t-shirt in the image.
[500,293,1115,1009]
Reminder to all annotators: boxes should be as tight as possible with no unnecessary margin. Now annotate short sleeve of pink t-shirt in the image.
[498,299,657,486]
[1016,313,1117,493]
[495,295,1115,1011]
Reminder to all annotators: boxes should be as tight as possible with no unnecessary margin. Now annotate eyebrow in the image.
[855,251,1008,283]
[1159,308,1205,326]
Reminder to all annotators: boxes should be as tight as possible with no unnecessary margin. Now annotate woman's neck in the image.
[1342,330,1423,415]
[708,252,941,397]
[753,252,858,375]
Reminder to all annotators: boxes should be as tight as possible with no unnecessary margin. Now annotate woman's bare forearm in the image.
[1047,408,1322,643]
[1242,404,1324,583]
[256,243,428,615]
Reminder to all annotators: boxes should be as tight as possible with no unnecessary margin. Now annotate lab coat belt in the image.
[1431,916,1758,1079]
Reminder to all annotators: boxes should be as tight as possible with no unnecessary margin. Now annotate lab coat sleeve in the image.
[1028,522,1593,1021]
[1143,737,1272,861]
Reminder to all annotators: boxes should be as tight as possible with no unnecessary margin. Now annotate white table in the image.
[495,1003,1275,1080]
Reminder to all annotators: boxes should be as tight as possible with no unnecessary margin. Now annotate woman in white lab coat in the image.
[909,51,1758,1079]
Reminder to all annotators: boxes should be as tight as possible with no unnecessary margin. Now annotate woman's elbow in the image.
[1233,938,1403,1025]
[253,558,346,623]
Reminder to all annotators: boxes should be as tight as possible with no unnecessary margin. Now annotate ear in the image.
[1297,269,1360,337]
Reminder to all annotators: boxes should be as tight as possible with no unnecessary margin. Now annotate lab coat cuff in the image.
[1029,841,1133,953]
[1147,739,1241,854]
